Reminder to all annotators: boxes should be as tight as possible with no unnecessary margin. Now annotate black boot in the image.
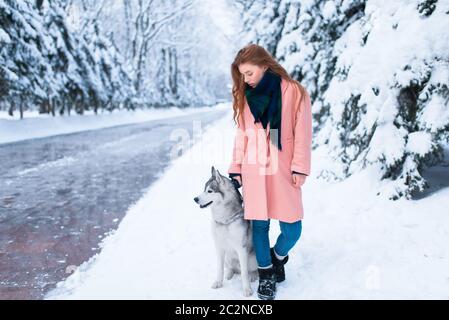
[270,247,289,283]
[257,267,276,300]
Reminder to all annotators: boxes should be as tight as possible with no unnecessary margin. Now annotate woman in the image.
[228,43,312,300]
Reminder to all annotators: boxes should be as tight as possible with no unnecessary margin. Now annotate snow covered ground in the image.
[43,103,449,300]
[0,104,228,145]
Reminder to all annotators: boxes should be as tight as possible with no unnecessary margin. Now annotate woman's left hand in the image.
[292,173,306,188]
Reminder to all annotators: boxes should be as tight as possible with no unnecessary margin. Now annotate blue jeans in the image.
[252,219,302,268]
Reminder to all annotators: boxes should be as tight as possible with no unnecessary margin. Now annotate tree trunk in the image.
[19,100,24,119]
[169,47,178,96]
[51,97,56,117]
[8,101,14,117]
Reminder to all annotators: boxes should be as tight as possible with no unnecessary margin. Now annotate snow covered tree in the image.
[0,0,55,118]
[86,0,235,108]
[235,0,289,56]
[0,0,135,117]
[315,0,449,199]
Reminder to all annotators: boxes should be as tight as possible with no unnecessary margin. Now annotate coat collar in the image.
[281,77,290,96]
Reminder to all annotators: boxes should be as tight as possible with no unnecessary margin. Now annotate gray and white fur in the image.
[194,166,258,297]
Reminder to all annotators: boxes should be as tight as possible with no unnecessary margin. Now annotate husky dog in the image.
[194,166,258,297]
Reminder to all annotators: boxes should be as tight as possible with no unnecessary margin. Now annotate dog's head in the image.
[193,166,242,209]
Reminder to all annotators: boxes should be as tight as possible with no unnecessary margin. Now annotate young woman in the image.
[228,44,312,300]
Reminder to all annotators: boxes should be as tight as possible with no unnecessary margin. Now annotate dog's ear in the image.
[216,169,223,183]
[211,166,217,177]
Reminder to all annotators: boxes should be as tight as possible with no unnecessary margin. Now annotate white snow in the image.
[367,122,407,166]
[0,28,10,43]
[0,104,228,145]
[406,131,433,156]
[45,105,449,300]
[420,95,449,133]
[322,1,337,20]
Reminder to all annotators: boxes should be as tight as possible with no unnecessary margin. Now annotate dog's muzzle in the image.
[193,197,213,209]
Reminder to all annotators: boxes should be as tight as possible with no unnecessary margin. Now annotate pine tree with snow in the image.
[0,0,136,117]
[314,0,449,199]
[0,0,54,118]
[236,0,289,56]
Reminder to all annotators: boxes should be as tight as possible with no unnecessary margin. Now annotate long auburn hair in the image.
[231,43,306,126]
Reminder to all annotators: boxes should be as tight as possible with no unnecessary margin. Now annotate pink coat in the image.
[228,78,312,223]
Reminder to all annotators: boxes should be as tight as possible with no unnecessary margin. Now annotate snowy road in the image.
[0,107,227,299]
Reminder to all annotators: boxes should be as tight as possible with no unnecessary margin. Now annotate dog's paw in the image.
[243,286,253,297]
[211,280,223,289]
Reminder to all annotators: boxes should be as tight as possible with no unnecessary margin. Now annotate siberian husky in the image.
[194,166,258,297]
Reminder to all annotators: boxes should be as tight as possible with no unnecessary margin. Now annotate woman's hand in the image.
[292,172,306,188]
[232,175,242,187]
